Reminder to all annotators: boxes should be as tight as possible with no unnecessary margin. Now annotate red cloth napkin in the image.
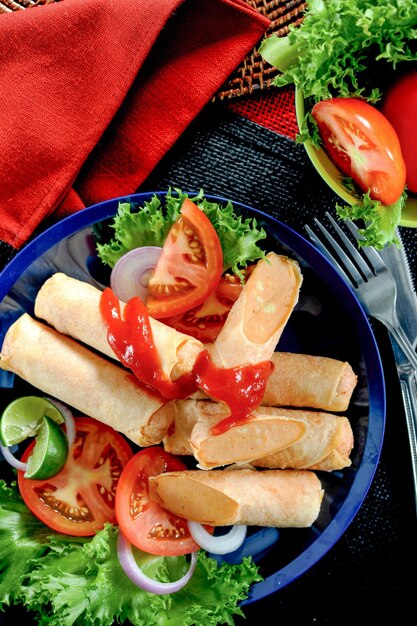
[0,0,269,249]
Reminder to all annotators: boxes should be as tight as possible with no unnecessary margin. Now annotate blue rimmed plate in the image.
[0,191,385,606]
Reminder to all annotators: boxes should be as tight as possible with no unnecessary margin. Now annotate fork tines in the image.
[305,212,386,288]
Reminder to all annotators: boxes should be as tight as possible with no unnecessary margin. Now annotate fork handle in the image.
[398,369,417,517]
[384,321,417,372]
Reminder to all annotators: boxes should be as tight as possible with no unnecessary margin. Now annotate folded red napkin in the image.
[0,0,269,249]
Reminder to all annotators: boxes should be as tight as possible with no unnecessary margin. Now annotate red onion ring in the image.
[187,522,247,555]
[117,531,197,595]
[44,397,76,448]
[110,246,162,303]
[0,442,27,471]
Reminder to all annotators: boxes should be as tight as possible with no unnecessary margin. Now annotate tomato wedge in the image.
[18,417,133,536]
[163,274,244,343]
[312,97,406,205]
[146,199,223,319]
[115,448,203,556]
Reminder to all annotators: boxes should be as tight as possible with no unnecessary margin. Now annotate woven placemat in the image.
[215,0,306,100]
[0,0,56,13]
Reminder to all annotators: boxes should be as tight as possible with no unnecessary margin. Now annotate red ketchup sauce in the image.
[100,289,273,434]
[192,351,273,435]
[99,288,195,400]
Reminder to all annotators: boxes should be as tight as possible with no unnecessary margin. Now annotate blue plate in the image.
[0,191,385,605]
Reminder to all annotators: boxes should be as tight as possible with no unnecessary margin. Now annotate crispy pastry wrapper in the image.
[263,352,358,412]
[163,400,353,471]
[251,409,354,471]
[0,314,174,446]
[190,351,358,412]
[34,272,203,380]
[164,400,306,468]
[149,468,324,527]
[208,252,302,368]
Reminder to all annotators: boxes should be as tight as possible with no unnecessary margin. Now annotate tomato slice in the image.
[146,199,223,319]
[18,417,133,536]
[312,97,406,206]
[115,448,202,556]
[163,274,244,343]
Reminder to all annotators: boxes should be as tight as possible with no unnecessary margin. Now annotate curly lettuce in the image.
[259,0,417,103]
[95,189,267,280]
[0,480,262,626]
[336,190,404,248]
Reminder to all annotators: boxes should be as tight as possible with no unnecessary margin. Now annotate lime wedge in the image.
[0,396,64,447]
[24,416,69,480]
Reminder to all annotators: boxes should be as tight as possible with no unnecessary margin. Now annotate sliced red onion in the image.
[117,531,197,595]
[187,522,247,555]
[0,442,28,471]
[110,246,162,303]
[44,397,76,449]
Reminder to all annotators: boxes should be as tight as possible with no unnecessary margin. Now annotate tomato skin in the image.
[115,448,201,556]
[18,417,133,536]
[163,274,243,343]
[312,97,406,205]
[381,70,417,194]
[146,199,223,319]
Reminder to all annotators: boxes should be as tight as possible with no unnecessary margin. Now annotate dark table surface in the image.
[1,100,416,625]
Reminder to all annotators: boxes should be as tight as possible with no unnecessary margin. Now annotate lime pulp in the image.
[24,416,69,480]
[0,396,64,447]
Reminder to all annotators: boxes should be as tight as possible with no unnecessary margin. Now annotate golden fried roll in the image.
[163,399,202,456]
[190,351,357,412]
[34,272,203,380]
[263,352,358,412]
[251,409,354,471]
[0,314,174,446]
[208,252,302,368]
[163,400,353,471]
[149,468,324,527]
[164,400,306,469]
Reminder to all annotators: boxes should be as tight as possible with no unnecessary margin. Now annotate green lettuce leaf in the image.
[295,111,321,148]
[0,481,262,626]
[21,526,261,626]
[259,0,417,102]
[0,479,53,607]
[336,191,403,248]
[192,194,267,280]
[95,189,267,280]
[95,194,180,268]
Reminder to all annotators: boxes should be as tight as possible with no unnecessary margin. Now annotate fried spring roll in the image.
[149,468,324,527]
[163,400,353,471]
[191,351,357,412]
[209,252,302,368]
[0,314,174,446]
[251,410,353,471]
[34,272,203,380]
[163,400,202,456]
[263,352,358,412]
[164,399,307,468]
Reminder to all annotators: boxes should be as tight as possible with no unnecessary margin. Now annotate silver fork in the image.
[306,212,417,515]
